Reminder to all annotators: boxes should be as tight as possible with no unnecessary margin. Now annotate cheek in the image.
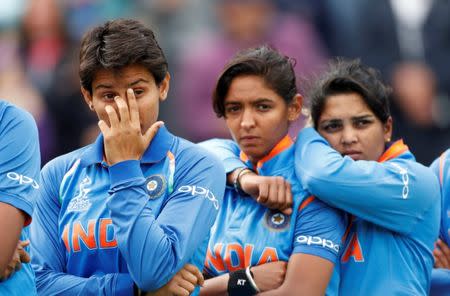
[225,118,239,137]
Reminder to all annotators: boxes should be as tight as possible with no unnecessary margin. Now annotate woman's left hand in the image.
[434,239,450,269]
[0,240,30,280]
[98,88,163,165]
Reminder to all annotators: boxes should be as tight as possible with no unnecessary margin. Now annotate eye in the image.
[225,105,241,115]
[256,103,271,111]
[354,119,371,128]
[102,93,116,101]
[321,122,342,133]
[133,89,145,97]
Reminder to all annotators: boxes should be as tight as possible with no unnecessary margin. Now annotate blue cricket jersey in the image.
[200,136,346,295]
[30,125,225,295]
[430,149,450,295]
[0,100,40,296]
[295,127,440,295]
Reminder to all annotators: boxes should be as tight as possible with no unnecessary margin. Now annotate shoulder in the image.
[0,100,37,135]
[172,136,225,170]
[42,145,92,179]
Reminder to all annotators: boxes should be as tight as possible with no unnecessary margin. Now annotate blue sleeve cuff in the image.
[114,273,135,296]
[108,160,144,188]
[223,158,247,174]
[0,191,33,219]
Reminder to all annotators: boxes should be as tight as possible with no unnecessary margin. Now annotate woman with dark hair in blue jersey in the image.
[203,58,441,295]
[157,45,347,296]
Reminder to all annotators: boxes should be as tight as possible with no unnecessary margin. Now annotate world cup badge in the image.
[264,209,290,231]
[146,174,166,199]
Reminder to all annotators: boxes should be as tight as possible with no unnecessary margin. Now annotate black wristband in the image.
[227,268,258,296]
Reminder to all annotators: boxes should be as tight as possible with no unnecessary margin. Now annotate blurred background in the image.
[0,0,448,166]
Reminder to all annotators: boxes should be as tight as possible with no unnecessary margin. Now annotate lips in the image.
[239,135,260,145]
[343,151,362,160]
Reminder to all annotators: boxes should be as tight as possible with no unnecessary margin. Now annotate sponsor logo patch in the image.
[6,172,39,189]
[146,175,166,199]
[296,235,340,253]
[177,185,219,210]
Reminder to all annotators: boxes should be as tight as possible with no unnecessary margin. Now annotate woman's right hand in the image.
[146,264,204,296]
[251,261,287,292]
[239,173,293,215]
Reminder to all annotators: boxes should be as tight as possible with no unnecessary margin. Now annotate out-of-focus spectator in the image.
[18,0,98,163]
[0,32,55,164]
[172,0,327,142]
[351,0,450,165]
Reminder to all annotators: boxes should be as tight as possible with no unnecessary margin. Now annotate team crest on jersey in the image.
[67,177,92,212]
[146,174,166,199]
[264,209,290,231]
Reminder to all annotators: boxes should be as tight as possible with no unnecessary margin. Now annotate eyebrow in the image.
[225,98,273,104]
[351,114,375,121]
[94,79,150,90]
[128,79,150,87]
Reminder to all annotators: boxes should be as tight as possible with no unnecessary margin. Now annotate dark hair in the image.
[79,19,168,93]
[213,45,297,118]
[309,59,391,127]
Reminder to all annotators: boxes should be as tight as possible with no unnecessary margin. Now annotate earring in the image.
[89,103,94,110]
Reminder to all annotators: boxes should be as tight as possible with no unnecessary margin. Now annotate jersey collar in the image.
[378,139,409,163]
[80,125,174,167]
[239,134,294,172]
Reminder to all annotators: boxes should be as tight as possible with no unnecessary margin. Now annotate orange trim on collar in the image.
[377,140,409,163]
[257,135,293,169]
[439,151,447,186]
[239,135,293,169]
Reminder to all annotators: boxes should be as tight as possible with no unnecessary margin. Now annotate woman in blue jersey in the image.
[0,101,40,296]
[207,58,441,295]
[430,149,450,295]
[30,19,225,295]
[232,59,441,295]
[162,46,346,296]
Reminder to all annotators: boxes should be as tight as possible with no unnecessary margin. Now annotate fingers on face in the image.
[114,96,130,124]
[105,105,119,128]
[127,88,140,123]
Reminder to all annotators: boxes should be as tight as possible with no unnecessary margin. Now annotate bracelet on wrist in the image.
[233,167,254,195]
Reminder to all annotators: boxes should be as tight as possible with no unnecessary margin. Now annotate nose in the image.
[341,126,357,145]
[240,108,256,130]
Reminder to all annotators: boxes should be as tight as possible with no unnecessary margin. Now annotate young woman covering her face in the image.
[172,46,346,296]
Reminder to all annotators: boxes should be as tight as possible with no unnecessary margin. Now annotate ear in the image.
[384,116,393,142]
[159,73,171,102]
[81,87,94,111]
[287,94,303,122]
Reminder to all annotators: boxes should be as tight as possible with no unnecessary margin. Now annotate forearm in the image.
[35,269,134,296]
[200,274,229,296]
[0,203,25,274]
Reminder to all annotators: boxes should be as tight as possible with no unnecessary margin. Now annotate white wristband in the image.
[245,266,260,293]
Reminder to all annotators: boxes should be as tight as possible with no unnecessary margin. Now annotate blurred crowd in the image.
[0,0,448,165]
